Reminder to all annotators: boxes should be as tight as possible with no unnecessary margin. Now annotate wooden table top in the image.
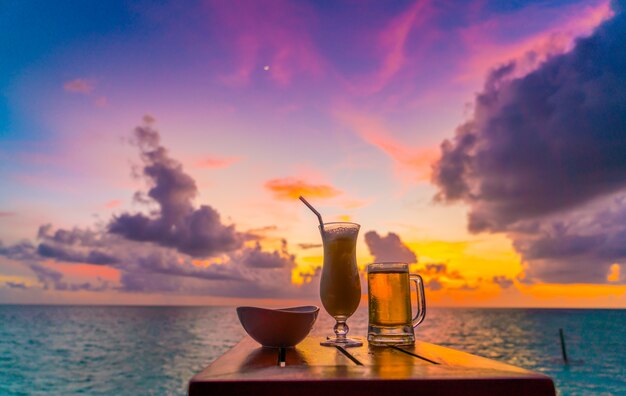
[189,336,556,396]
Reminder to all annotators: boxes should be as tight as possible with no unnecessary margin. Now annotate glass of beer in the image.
[367,262,425,346]
[319,222,363,347]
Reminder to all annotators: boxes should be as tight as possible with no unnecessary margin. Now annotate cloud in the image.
[421,262,464,281]
[432,4,626,284]
[0,120,311,299]
[0,241,38,261]
[4,281,27,289]
[208,0,324,86]
[511,195,626,283]
[456,0,613,83]
[247,226,278,233]
[607,263,621,282]
[433,7,626,231]
[354,0,434,94]
[456,283,479,291]
[417,262,473,291]
[38,224,106,247]
[297,243,322,250]
[95,96,108,107]
[2,225,247,292]
[109,122,244,257]
[28,263,109,291]
[265,177,341,200]
[194,156,241,169]
[423,263,446,274]
[28,263,63,289]
[104,200,122,209]
[63,78,94,94]
[427,278,443,291]
[492,275,514,289]
[122,250,243,284]
[336,109,438,183]
[239,240,295,269]
[364,231,417,264]
[2,221,304,297]
[0,211,15,217]
[36,243,119,265]
[245,226,278,241]
[115,241,301,297]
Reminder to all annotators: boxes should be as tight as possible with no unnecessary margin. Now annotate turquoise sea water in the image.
[0,306,624,395]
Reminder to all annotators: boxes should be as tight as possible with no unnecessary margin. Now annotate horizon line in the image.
[0,302,623,310]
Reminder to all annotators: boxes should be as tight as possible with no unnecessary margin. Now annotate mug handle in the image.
[409,274,426,328]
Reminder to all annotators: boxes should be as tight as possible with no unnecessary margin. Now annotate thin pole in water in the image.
[559,328,568,364]
[278,347,286,367]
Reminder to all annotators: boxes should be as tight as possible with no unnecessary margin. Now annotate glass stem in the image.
[334,317,349,340]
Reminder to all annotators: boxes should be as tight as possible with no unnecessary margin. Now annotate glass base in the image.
[367,324,415,346]
[320,337,363,347]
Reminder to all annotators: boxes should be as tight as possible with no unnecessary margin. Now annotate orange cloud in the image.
[607,263,621,283]
[265,177,341,200]
[63,78,94,94]
[194,156,241,169]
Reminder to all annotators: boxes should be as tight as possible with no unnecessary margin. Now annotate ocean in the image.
[0,306,624,395]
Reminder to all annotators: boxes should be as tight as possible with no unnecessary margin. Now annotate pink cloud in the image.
[336,109,439,183]
[194,156,241,169]
[95,96,108,107]
[48,261,120,283]
[63,78,95,94]
[339,0,439,98]
[0,211,16,218]
[360,0,434,94]
[456,0,613,83]
[207,0,325,86]
[104,200,122,209]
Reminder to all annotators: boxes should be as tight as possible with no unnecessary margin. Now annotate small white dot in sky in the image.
[263,65,270,71]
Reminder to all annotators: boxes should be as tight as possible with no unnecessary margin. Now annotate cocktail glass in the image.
[319,222,363,347]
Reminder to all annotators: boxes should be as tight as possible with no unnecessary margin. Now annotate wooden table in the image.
[188,336,556,395]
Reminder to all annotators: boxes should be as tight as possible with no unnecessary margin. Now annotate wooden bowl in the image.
[236,306,319,348]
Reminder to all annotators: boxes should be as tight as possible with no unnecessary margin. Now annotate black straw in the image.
[299,196,324,228]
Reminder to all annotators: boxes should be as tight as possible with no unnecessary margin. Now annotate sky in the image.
[1,0,625,307]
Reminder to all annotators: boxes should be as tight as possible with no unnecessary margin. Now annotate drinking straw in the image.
[299,196,324,229]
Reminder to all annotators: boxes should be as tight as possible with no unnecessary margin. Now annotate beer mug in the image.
[367,262,426,346]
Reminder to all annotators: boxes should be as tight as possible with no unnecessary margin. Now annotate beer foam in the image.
[321,224,359,239]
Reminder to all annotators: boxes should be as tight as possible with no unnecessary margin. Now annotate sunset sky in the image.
[1,0,625,307]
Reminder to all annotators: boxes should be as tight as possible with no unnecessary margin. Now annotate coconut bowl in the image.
[236,305,319,348]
